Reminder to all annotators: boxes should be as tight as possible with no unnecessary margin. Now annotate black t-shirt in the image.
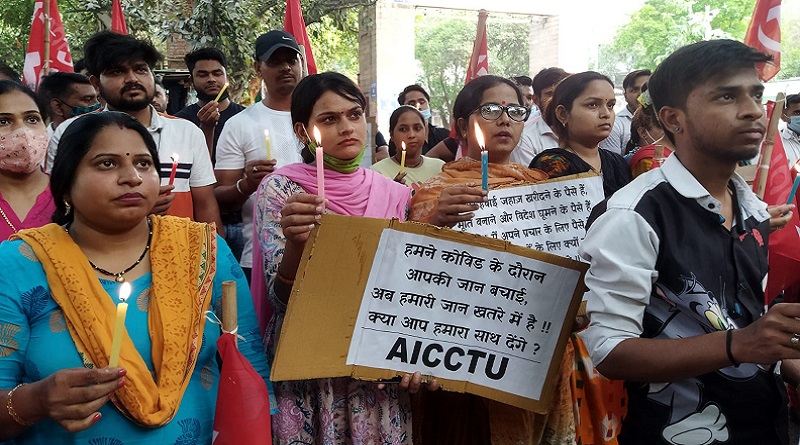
[174,101,246,164]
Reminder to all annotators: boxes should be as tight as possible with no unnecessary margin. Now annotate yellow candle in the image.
[109,282,131,367]
[399,141,407,174]
[264,129,272,160]
[213,82,229,103]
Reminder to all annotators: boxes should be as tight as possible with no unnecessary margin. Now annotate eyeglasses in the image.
[471,103,529,122]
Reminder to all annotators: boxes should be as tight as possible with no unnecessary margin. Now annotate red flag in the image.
[284,0,317,75]
[744,0,781,81]
[465,9,489,83]
[212,333,272,445]
[111,0,128,35]
[757,101,800,302]
[22,0,73,90]
[451,9,490,141]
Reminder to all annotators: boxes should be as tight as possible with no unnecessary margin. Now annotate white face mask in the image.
[0,127,49,174]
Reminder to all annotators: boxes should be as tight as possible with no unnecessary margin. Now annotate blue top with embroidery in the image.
[0,236,275,445]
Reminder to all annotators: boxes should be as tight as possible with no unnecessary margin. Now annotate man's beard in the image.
[686,120,760,164]
[195,87,229,103]
[101,84,154,112]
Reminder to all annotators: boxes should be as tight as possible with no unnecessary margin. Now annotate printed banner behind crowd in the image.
[454,175,605,260]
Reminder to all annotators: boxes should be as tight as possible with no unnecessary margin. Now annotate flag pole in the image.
[756,92,786,199]
[222,281,238,347]
[43,0,51,76]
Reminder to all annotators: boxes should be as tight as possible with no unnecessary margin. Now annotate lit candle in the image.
[213,82,229,103]
[313,126,325,206]
[109,282,131,367]
[168,153,179,186]
[399,141,407,174]
[264,129,272,160]
[474,122,488,191]
[787,162,800,205]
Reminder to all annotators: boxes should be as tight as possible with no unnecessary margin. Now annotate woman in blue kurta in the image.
[0,111,272,444]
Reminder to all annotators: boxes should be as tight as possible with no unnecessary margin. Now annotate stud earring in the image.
[674,127,681,132]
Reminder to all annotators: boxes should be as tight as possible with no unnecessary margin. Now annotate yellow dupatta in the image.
[14,215,217,427]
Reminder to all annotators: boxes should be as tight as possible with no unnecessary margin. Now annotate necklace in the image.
[0,206,18,233]
[67,219,153,283]
[565,146,602,175]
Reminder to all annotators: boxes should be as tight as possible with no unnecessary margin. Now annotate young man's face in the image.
[534,85,556,110]
[682,68,765,163]
[624,74,649,110]
[783,102,800,124]
[403,90,429,111]
[95,60,155,112]
[256,48,301,98]
[192,59,228,102]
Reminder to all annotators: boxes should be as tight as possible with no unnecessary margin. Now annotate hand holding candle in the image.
[213,82,229,103]
[168,153,179,186]
[313,126,326,206]
[474,122,488,191]
[109,282,131,367]
[399,141,407,174]
[264,129,272,160]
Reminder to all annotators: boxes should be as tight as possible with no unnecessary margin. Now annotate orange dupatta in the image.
[14,215,216,427]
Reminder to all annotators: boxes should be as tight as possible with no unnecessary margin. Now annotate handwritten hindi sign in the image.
[346,230,583,402]
[454,175,604,260]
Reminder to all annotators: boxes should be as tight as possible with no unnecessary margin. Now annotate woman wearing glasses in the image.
[530,71,632,198]
[409,75,547,227]
[408,76,565,445]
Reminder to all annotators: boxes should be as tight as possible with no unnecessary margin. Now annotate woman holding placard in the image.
[0,111,270,444]
[529,71,632,198]
[255,72,435,445]
[372,105,445,188]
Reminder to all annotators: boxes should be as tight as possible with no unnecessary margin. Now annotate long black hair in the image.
[51,112,159,225]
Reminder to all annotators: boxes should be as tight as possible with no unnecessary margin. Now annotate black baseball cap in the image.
[255,31,301,62]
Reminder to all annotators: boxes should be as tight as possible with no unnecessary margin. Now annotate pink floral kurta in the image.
[254,174,413,445]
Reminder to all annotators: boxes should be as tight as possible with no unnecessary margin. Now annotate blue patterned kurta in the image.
[0,236,273,445]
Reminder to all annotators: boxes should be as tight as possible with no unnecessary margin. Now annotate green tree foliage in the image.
[597,0,752,82]
[0,0,367,96]
[415,13,529,127]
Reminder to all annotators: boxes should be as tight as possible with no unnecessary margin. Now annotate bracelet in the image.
[275,269,296,286]
[726,329,739,367]
[6,383,34,426]
[235,179,249,197]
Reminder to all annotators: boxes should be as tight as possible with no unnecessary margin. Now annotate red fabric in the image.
[451,11,490,140]
[755,101,800,302]
[22,0,73,90]
[283,0,317,75]
[744,0,781,81]
[111,0,128,35]
[213,333,272,445]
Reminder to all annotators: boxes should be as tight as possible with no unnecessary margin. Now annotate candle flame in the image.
[794,160,800,174]
[473,122,486,150]
[119,282,131,302]
[264,129,270,138]
[312,126,322,145]
[171,153,179,163]
[401,141,406,152]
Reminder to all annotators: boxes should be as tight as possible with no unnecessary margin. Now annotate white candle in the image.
[109,282,131,367]
[264,129,272,160]
[399,141,407,174]
[313,126,325,206]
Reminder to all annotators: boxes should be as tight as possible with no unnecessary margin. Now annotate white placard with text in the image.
[345,230,582,401]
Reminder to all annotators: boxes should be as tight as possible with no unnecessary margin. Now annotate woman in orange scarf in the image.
[410,75,627,445]
[0,112,271,444]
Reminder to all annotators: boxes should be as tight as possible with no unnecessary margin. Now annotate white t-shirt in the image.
[781,126,800,168]
[510,116,559,167]
[47,106,216,219]
[215,101,303,268]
